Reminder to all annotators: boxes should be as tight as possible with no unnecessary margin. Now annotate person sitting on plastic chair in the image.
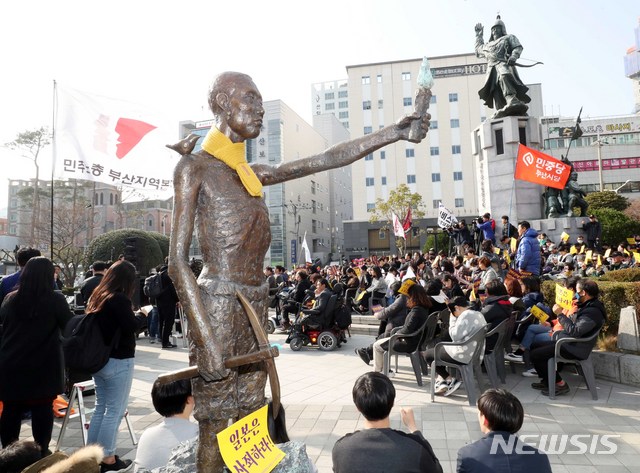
[298,278,333,330]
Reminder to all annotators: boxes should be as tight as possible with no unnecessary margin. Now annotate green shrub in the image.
[84,228,164,276]
[148,232,170,260]
[591,208,640,248]
[541,279,640,336]
[598,267,640,282]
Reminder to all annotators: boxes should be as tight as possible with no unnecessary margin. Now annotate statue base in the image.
[529,216,589,244]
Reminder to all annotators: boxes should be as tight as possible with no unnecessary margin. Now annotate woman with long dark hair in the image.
[85,260,143,472]
[0,257,73,456]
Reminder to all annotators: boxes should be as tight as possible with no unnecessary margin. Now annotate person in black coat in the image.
[80,261,109,305]
[300,278,333,328]
[480,280,512,353]
[155,264,180,349]
[0,257,74,456]
[279,270,312,330]
[530,279,606,396]
[372,281,431,373]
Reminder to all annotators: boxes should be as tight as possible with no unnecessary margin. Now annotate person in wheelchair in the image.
[278,270,312,331]
[298,278,333,330]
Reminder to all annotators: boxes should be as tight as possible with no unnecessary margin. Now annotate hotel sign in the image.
[431,63,487,78]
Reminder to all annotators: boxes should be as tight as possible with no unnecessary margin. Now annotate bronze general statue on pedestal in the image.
[168,72,431,471]
[475,15,531,118]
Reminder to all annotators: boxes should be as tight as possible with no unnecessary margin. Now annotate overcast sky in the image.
[1,0,637,213]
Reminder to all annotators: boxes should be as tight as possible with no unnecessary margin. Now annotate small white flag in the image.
[392,213,406,239]
[54,84,176,191]
[301,232,312,263]
[437,203,458,229]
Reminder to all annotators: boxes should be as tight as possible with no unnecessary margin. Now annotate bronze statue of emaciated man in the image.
[168,71,431,470]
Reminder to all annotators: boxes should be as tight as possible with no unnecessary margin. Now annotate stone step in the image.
[350,315,380,326]
[349,323,379,337]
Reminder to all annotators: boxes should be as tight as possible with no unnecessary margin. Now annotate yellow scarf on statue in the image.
[200,128,263,197]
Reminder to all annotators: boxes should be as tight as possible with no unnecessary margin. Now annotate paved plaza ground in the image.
[22,329,640,473]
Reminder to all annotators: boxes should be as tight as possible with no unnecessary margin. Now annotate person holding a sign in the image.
[529,279,606,396]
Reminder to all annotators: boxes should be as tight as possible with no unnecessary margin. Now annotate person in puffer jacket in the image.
[515,221,541,275]
[480,280,512,353]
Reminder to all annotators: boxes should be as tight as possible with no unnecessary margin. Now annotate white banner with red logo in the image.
[54,84,176,191]
[392,213,406,239]
[514,144,571,190]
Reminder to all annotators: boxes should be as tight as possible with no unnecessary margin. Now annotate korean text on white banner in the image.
[437,203,458,229]
[54,84,176,192]
[392,213,406,239]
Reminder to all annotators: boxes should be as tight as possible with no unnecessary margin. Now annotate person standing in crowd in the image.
[581,214,601,250]
[0,247,42,303]
[447,220,473,256]
[476,213,496,244]
[80,261,110,306]
[0,257,73,456]
[456,389,551,473]
[332,372,442,473]
[155,261,180,349]
[86,260,145,472]
[515,221,541,275]
[501,215,517,240]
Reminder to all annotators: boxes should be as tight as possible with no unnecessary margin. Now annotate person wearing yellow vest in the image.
[167,71,431,471]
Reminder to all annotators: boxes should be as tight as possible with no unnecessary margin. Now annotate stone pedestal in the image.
[618,306,640,352]
[472,116,543,222]
[529,216,589,245]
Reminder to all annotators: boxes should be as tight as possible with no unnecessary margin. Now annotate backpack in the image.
[63,313,119,374]
[144,272,163,298]
[334,303,352,330]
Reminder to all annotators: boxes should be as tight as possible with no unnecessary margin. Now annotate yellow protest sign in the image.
[510,237,517,253]
[585,250,593,261]
[503,250,511,264]
[597,255,602,267]
[604,248,611,259]
[493,247,501,255]
[570,245,577,255]
[217,405,285,473]
[634,252,640,262]
[627,237,636,245]
[580,245,586,254]
[530,305,549,324]
[354,267,362,278]
[555,284,574,311]
[560,232,570,242]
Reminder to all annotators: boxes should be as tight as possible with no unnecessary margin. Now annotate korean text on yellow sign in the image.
[530,305,549,324]
[217,405,285,473]
[555,284,574,311]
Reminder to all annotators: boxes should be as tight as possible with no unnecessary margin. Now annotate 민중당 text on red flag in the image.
[514,144,571,190]
[54,85,176,192]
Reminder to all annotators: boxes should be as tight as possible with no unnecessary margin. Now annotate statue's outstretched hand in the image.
[507,55,517,66]
[197,345,230,382]
[475,23,484,36]
[395,112,431,142]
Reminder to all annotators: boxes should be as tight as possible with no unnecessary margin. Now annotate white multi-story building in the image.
[542,114,640,196]
[624,18,640,114]
[179,101,353,267]
[311,79,350,129]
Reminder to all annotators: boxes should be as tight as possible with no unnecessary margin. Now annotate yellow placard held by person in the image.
[627,237,636,245]
[503,250,511,264]
[585,250,593,262]
[604,248,611,259]
[560,232,570,242]
[597,255,603,267]
[555,284,574,311]
[510,237,517,253]
[530,305,549,324]
[217,405,285,473]
[580,245,586,254]
[633,252,640,263]
[570,245,578,255]
[493,247,501,255]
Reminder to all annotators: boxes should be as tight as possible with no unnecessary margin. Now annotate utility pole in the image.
[591,134,608,192]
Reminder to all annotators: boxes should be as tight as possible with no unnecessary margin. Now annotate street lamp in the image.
[614,180,631,194]
[591,134,608,191]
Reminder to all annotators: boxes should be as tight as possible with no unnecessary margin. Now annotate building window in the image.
[430,120,438,129]
[325,92,334,100]
[109,194,114,205]
[100,193,104,205]
[9,225,16,234]
[367,203,375,212]
[449,93,458,102]
[455,198,464,208]
[403,97,412,106]
[325,103,335,111]
[450,119,460,128]
[339,101,348,108]
[312,219,317,232]
[452,145,461,154]
[365,178,375,186]
[407,175,416,184]
[402,72,411,80]
[362,76,371,84]
[148,219,153,227]
[433,200,441,209]
[365,153,373,161]
[344,121,349,128]
[338,111,348,119]
[312,200,316,213]
[115,194,118,204]
[311,180,316,194]
[363,101,371,110]
[364,126,372,134]
[430,147,439,156]
[432,173,441,182]
[380,151,386,160]
[338,90,348,98]
[453,171,463,181]
[382,177,387,185]
[377,74,382,83]
[405,149,415,158]
[378,99,384,109]
[430,95,437,104]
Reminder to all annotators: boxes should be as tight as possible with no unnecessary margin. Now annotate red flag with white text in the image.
[514,144,571,190]
[54,85,176,191]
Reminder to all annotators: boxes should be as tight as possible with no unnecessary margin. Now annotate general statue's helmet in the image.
[491,14,506,34]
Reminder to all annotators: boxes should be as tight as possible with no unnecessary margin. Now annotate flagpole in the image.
[50,80,57,260]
